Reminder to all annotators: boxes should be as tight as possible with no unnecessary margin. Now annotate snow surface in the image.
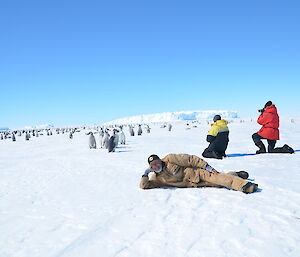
[1,118,300,257]
[104,110,238,125]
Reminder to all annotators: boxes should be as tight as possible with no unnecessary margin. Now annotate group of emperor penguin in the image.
[86,124,153,153]
[128,124,151,136]
[86,126,126,152]
[1,123,157,155]
[0,127,80,143]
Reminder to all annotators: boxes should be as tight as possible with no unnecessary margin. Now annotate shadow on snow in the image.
[226,150,299,158]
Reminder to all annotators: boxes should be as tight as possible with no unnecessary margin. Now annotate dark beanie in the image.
[264,101,273,108]
[213,115,221,122]
[148,154,160,164]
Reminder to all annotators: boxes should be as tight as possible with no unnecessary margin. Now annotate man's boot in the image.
[236,171,249,179]
[242,182,258,194]
[256,143,266,154]
[283,144,295,154]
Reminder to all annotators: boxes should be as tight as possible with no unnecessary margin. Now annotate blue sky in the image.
[1,0,299,128]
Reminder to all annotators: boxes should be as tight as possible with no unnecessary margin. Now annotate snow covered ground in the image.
[1,118,300,257]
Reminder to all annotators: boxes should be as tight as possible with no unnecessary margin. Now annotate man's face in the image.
[149,159,163,173]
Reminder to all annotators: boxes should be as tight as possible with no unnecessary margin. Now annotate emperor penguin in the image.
[99,128,104,148]
[12,133,16,141]
[113,129,119,147]
[0,134,3,140]
[168,124,172,131]
[25,132,30,140]
[137,124,142,136]
[119,129,126,145]
[129,125,134,136]
[146,125,151,133]
[87,132,97,149]
[108,134,116,152]
[102,130,110,149]
[69,132,73,139]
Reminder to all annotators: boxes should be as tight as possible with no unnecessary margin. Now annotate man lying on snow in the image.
[140,154,258,194]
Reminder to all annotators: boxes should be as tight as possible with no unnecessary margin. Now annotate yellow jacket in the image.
[207,120,229,137]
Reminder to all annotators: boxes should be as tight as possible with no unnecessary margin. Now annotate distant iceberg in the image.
[104,110,238,125]
[22,124,54,130]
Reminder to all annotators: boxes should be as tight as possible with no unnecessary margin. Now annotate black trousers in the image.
[252,133,276,152]
[202,147,226,159]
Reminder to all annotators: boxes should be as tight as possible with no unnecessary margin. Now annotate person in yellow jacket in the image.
[202,115,229,159]
[140,154,258,194]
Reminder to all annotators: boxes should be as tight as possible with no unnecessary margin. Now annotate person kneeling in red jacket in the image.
[252,101,279,154]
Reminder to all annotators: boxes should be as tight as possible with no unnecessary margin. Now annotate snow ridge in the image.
[104,110,238,125]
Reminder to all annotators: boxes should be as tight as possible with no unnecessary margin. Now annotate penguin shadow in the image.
[116,146,132,149]
[126,141,138,145]
[114,144,132,152]
[115,150,133,153]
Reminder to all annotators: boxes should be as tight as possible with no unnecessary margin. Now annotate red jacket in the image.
[257,105,280,140]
